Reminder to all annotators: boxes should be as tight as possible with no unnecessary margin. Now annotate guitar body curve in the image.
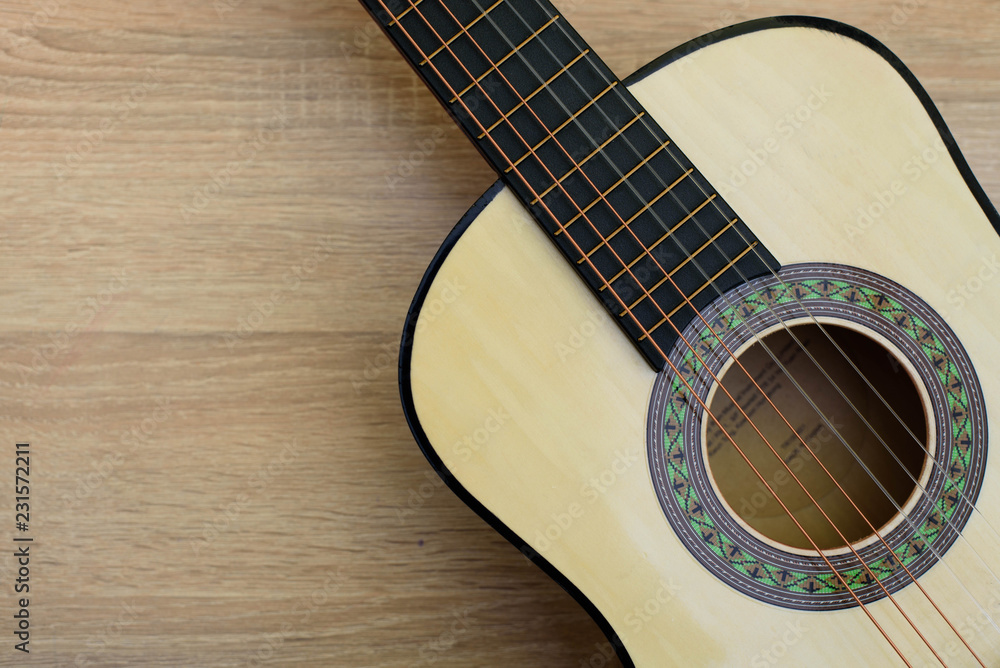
[400,17,1000,666]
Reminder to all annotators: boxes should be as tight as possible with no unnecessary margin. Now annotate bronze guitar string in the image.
[474,0,996,657]
[518,0,1000,590]
[517,14,1000,653]
[367,8,913,662]
[372,1,914,663]
[382,1,962,663]
[501,0,999,646]
[374,1,977,664]
[484,0,995,642]
[408,1,983,663]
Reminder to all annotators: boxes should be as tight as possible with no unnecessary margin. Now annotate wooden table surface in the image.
[0,0,996,665]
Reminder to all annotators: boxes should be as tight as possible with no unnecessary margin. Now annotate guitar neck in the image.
[361,0,779,369]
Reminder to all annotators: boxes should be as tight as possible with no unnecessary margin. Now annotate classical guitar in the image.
[360,0,1000,664]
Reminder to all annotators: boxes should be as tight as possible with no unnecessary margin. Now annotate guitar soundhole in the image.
[704,323,930,552]
[646,263,987,610]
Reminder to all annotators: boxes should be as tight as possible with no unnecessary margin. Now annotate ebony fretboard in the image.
[362,0,780,369]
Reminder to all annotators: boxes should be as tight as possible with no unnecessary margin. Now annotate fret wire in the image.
[379,8,985,659]
[646,194,716,254]
[386,0,424,26]
[573,142,671,263]
[378,0,671,364]
[668,242,758,318]
[399,0,751,390]
[619,218,739,316]
[639,242,759,339]
[418,0,506,66]
[535,11,1000,633]
[560,166,692,238]
[477,51,599,140]
[384,0,763,374]
[621,168,694,226]
[482,10,994,656]
[599,194,715,289]
[579,159,683,260]
[447,15,560,104]
[526,111,645,200]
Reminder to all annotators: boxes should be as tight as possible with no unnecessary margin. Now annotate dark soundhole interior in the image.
[705,324,928,551]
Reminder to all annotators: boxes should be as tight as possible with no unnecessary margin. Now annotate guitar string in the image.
[375,2,928,665]
[371,6,914,662]
[409,0,998,662]
[441,0,987,662]
[520,5,1000,649]
[483,0,1000,649]
[531,1,1000,571]
[584,19,1000,586]
[501,0,1000,645]
[476,0,1000,654]
[396,0,976,664]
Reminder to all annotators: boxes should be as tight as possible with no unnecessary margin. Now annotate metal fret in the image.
[528,112,645,203]
[363,0,782,371]
[598,193,714,290]
[582,167,693,259]
[418,0,506,66]
[620,168,694,228]
[619,218,738,316]
[601,195,716,289]
[447,15,560,104]
[554,132,681,238]
[639,243,759,339]
[573,143,671,264]
[646,195,716,254]
[386,0,425,26]
[477,53,600,140]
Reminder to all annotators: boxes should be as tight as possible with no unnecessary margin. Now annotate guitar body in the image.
[400,18,1000,667]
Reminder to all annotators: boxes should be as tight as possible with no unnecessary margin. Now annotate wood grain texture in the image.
[0,0,994,666]
[409,23,1000,666]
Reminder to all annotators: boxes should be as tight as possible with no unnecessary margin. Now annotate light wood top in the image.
[0,0,995,665]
